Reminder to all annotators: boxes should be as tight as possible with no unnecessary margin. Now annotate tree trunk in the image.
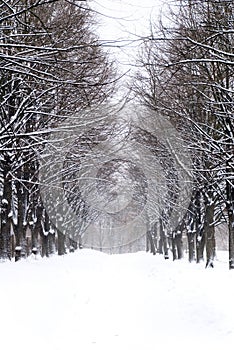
[194,189,205,263]
[187,231,195,262]
[0,167,12,260]
[227,180,234,269]
[204,202,216,268]
[14,171,27,261]
[196,232,205,263]
[41,234,48,258]
[172,234,177,260]
[228,209,234,269]
[57,230,66,255]
[31,203,43,255]
[41,210,51,257]
[175,232,183,260]
[159,217,169,259]
[147,230,156,255]
[172,220,184,260]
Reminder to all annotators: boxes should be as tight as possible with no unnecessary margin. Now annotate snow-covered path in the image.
[1,250,234,350]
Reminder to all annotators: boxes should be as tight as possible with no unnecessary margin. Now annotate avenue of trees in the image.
[1,0,233,270]
[134,0,234,268]
[0,0,114,260]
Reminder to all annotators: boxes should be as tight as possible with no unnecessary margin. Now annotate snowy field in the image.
[1,249,234,350]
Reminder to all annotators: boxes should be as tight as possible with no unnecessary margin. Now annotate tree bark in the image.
[187,231,195,263]
[57,230,66,256]
[204,201,216,268]
[0,164,12,260]
[174,232,183,260]
[227,180,234,269]
[159,218,169,258]
[196,233,205,263]
[147,230,156,255]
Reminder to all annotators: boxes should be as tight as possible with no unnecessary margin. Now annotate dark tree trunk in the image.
[187,231,195,262]
[48,233,56,255]
[153,222,158,253]
[14,170,27,261]
[172,220,184,260]
[41,210,51,257]
[196,232,205,263]
[68,237,78,253]
[172,235,177,260]
[41,234,48,258]
[194,190,205,263]
[159,218,169,259]
[0,166,12,260]
[146,230,156,255]
[227,180,234,269]
[57,230,66,255]
[173,232,183,260]
[204,201,216,268]
[186,192,199,263]
[31,203,43,255]
[228,208,234,269]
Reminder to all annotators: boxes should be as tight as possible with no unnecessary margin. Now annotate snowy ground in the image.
[1,249,234,350]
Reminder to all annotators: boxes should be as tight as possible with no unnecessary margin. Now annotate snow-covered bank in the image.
[1,250,233,350]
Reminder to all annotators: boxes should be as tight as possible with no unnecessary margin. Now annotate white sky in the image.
[91,0,167,79]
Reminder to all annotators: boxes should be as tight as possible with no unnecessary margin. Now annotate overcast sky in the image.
[91,0,167,74]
